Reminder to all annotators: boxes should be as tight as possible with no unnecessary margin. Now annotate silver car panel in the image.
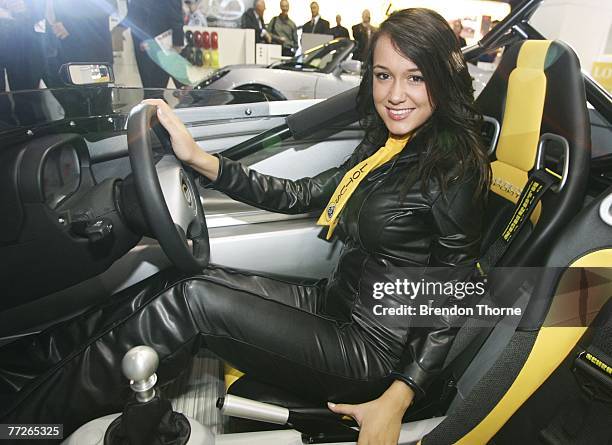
[211,68,320,100]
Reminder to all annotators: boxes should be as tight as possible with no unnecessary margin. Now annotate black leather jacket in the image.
[206,136,484,398]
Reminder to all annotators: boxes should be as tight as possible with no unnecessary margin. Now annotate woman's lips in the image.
[386,107,415,121]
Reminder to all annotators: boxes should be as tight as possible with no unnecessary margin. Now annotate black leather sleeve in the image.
[390,176,484,399]
[201,140,374,215]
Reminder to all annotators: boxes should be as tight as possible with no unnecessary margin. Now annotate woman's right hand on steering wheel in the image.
[142,99,220,182]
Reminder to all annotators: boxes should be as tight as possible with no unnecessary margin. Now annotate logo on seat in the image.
[492,177,522,199]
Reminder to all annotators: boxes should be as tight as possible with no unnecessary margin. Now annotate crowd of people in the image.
[1,0,474,92]
[240,0,379,62]
[0,0,116,91]
[0,0,187,91]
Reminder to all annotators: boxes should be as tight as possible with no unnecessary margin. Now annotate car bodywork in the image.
[196,38,361,100]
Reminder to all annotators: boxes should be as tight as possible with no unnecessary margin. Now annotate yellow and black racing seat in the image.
[420,185,612,445]
[476,40,590,267]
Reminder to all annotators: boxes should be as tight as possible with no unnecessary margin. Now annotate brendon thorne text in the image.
[370,278,523,322]
[373,303,522,317]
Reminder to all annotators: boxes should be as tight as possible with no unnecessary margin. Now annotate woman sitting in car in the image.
[2,8,489,444]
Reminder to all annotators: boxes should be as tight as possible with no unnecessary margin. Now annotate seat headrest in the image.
[495,40,551,172]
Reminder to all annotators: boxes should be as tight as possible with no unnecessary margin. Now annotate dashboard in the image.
[0,133,140,311]
[42,144,81,209]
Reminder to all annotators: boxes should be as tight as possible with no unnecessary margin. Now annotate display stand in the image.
[255,44,283,65]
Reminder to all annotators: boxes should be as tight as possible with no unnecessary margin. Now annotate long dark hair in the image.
[357,8,490,198]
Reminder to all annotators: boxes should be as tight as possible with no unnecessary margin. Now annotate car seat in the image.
[420,185,612,445]
[476,39,590,267]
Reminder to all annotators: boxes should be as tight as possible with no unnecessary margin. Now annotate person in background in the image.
[241,0,271,44]
[117,0,184,90]
[301,1,329,34]
[43,0,115,88]
[0,0,44,129]
[267,0,297,57]
[330,14,349,39]
[184,0,207,27]
[351,9,375,62]
[452,19,467,47]
[0,0,43,91]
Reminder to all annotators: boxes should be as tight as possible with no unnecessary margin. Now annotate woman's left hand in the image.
[328,381,414,445]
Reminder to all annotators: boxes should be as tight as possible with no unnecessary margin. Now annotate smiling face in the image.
[372,33,434,138]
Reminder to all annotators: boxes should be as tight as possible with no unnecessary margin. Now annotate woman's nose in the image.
[388,80,405,104]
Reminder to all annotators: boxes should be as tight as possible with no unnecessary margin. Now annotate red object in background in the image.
[211,32,218,50]
[194,31,203,48]
[203,31,211,50]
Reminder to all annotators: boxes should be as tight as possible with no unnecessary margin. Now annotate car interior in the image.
[0,0,611,443]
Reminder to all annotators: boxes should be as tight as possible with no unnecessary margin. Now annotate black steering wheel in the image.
[127,103,210,273]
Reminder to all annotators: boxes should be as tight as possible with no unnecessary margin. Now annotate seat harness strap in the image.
[477,168,558,275]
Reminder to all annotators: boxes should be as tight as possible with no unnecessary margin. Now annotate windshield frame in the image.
[277,39,355,74]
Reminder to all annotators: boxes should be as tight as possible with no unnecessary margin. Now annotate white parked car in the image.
[196,38,363,100]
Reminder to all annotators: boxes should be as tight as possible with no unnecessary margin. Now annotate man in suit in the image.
[330,14,349,39]
[241,0,271,44]
[0,0,43,91]
[46,0,115,74]
[351,9,376,62]
[117,0,184,90]
[301,1,329,34]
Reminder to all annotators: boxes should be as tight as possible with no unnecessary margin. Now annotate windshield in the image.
[282,39,353,72]
[0,87,267,139]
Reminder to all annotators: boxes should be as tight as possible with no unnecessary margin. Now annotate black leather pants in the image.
[0,265,398,436]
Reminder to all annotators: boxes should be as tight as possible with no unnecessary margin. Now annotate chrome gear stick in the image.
[103,345,192,445]
[122,345,159,403]
[65,345,213,444]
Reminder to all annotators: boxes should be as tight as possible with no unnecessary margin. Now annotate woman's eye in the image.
[408,75,425,83]
[374,72,390,80]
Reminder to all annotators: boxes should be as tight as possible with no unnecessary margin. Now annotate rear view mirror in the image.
[59,63,114,86]
[340,60,362,75]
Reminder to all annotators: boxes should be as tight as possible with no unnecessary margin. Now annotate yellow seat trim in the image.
[495,40,552,172]
[224,364,244,390]
[451,249,612,444]
[571,250,612,267]
[453,326,586,445]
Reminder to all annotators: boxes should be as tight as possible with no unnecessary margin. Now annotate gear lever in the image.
[104,346,191,445]
[122,345,159,403]
[63,346,213,444]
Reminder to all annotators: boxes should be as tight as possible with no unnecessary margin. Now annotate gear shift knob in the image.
[122,345,159,403]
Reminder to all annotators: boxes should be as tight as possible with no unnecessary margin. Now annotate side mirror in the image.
[339,59,362,75]
[59,63,114,86]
